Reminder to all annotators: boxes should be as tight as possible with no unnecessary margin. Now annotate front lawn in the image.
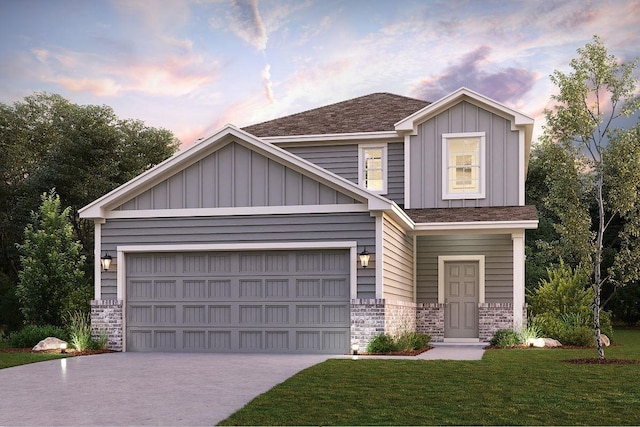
[0,350,68,370]
[220,329,640,426]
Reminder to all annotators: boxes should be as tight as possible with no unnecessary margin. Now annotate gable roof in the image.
[79,125,394,220]
[243,92,429,137]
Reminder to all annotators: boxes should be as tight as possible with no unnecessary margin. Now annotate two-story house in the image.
[80,87,538,353]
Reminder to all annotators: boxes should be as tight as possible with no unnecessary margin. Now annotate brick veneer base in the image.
[91,299,123,351]
[479,303,514,341]
[417,303,445,342]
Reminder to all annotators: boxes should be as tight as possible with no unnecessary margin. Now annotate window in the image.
[359,144,387,193]
[442,133,485,199]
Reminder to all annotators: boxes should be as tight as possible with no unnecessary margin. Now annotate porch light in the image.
[100,252,112,272]
[359,247,370,268]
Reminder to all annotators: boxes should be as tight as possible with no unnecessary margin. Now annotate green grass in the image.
[220,330,640,426]
[0,351,69,370]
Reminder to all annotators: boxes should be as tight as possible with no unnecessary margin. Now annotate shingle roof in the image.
[404,206,538,223]
[242,92,429,137]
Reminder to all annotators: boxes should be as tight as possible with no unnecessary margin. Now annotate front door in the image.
[444,261,479,339]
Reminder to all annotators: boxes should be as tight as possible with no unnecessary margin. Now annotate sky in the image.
[1,0,639,146]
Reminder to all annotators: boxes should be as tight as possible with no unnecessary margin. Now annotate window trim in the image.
[442,132,486,200]
[358,143,388,194]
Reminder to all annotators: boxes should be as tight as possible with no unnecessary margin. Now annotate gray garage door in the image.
[125,250,351,353]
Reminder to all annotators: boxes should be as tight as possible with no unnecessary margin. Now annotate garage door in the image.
[125,250,351,353]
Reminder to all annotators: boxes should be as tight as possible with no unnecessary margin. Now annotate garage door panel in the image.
[126,250,350,353]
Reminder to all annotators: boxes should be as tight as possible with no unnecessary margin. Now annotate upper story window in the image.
[359,143,387,194]
[442,132,485,199]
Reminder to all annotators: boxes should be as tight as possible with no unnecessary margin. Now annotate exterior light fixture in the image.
[60,342,67,354]
[100,252,112,272]
[351,343,359,355]
[359,247,370,268]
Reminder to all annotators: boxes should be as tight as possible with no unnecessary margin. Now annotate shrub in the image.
[367,334,397,353]
[490,329,520,347]
[517,323,541,344]
[8,324,68,348]
[395,332,431,352]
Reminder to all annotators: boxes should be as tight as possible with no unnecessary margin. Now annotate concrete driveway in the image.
[0,352,331,426]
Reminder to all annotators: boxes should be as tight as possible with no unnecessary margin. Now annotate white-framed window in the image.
[358,143,387,194]
[442,132,485,199]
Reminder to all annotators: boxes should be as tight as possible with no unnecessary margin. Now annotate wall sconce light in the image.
[100,252,112,272]
[359,247,370,268]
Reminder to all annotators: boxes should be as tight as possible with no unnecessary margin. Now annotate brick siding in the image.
[91,300,123,351]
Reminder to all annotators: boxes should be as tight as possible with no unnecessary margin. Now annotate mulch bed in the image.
[358,346,433,356]
[565,358,639,365]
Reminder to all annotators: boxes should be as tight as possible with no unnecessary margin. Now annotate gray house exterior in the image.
[80,87,538,353]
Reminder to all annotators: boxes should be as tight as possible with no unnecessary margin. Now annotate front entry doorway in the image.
[444,261,479,339]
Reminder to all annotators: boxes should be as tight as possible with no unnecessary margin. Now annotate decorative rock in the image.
[528,338,546,348]
[542,338,562,348]
[32,337,68,351]
[601,334,610,347]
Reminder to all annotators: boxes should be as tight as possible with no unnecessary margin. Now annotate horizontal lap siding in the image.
[416,234,513,303]
[382,215,414,302]
[284,145,358,184]
[100,213,376,300]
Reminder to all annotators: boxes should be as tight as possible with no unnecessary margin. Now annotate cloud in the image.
[261,63,274,103]
[228,0,267,52]
[411,46,538,104]
[33,48,219,98]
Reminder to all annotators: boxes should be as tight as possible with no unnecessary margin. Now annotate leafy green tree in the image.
[16,191,91,326]
[0,93,178,331]
[542,35,640,358]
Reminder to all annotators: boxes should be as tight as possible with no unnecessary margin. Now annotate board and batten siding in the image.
[386,142,404,206]
[115,141,357,211]
[416,234,513,303]
[382,214,414,302]
[100,213,376,300]
[284,142,405,206]
[409,101,520,208]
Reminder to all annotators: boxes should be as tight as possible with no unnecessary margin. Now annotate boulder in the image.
[542,338,562,348]
[528,338,546,348]
[32,337,68,352]
[601,334,611,347]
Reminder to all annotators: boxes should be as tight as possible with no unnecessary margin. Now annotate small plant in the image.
[395,332,431,352]
[367,334,397,353]
[490,329,520,347]
[517,323,541,345]
[66,311,92,351]
[90,330,109,350]
[367,332,431,354]
[8,325,68,348]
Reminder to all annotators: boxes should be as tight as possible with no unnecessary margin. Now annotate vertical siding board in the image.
[233,144,252,207]
[250,151,267,207]
[217,144,233,207]
[168,172,184,209]
[408,101,521,209]
[152,181,168,209]
[267,159,284,206]
[184,162,201,208]
[386,142,404,205]
[200,154,216,208]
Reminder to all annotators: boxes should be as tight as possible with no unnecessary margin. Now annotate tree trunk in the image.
[594,172,605,359]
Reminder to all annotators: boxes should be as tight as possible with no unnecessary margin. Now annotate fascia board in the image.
[395,87,534,134]
[261,131,400,145]
[413,219,539,232]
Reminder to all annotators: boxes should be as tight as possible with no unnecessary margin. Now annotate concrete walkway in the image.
[0,345,486,426]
